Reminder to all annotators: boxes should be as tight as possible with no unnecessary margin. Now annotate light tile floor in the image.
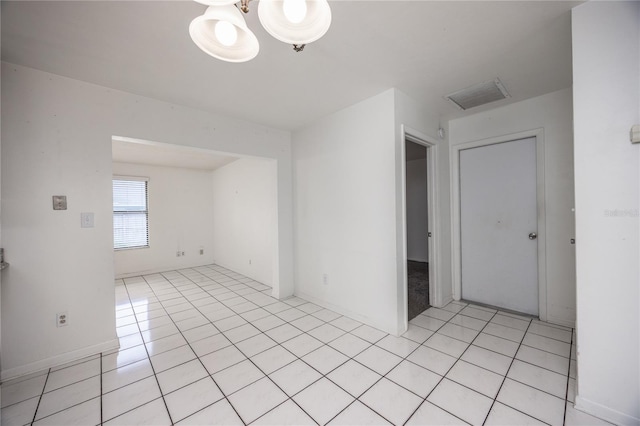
[1,264,613,426]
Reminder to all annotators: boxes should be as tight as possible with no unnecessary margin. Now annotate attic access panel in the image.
[446,78,511,110]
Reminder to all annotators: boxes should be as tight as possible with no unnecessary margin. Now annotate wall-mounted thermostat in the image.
[52,195,67,210]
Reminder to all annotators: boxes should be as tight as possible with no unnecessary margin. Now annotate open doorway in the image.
[397,127,440,331]
[111,136,280,297]
[405,140,430,320]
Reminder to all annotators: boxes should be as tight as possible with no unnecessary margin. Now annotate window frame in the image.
[112,175,150,251]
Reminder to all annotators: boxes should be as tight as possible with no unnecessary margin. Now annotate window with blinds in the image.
[113,177,149,250]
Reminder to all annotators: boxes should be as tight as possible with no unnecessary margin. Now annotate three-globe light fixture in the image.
[189,0,332,62]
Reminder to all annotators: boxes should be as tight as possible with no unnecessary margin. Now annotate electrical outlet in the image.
[200,248,204,255]
[181,251,185,256]
[249,259,252,265]
[176,251,181,257]
[323,273,328,285]
[56,312,68,327]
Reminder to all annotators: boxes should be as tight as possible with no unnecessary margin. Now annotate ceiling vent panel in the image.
[445,78,510,110]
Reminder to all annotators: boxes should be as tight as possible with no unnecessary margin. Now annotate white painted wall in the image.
[572,2,640,424]
[0,62,292,379]
[449,88,576,327]
[212,158,276,287]
[112,162,216,278]
[406,158,428,262]
[293,90,398,333]
[293,89,446,335]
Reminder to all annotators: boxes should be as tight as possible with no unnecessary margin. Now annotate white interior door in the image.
[460,137,538,315]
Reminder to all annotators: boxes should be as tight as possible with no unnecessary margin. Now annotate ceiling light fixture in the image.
[189,0,332,63]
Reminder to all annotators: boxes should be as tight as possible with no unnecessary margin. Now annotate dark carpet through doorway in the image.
[408,260,430,321]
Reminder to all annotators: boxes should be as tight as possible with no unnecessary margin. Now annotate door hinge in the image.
[0,248,9,270]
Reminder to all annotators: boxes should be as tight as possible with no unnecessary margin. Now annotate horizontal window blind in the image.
[113,178,149,250]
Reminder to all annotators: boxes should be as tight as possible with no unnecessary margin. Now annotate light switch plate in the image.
[52,195,67,210]
[81,212,94,228]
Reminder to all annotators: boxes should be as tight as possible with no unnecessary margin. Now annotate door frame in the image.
[400,126,440,329]
[450,128,548,320]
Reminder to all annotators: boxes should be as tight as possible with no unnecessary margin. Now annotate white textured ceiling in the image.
[1,1,579,131]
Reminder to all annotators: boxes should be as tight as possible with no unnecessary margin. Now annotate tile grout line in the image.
[116,268,571,426]
[117,303,385,426]
[479,318,567,426]
[118,276,175,425]
[166,273,281,329]
[293,330,393,425]
[13,268,571,426]
[325,345,414,425]
[122,275,539,426]
[480,316,533,425]
[513,342,573,361]
[400,307,501,426]
[169,268,320,426]
[411,306,555,423]
[526,330,574,345]
[413,312,517,357]
[562,328,575,426]
[100,353,103,426]
[244,319,392,423]
[187,270,335,425]
[20,359,103,424]
[147,271,247,425]
[324,305,474,426]
[43,281,347,426]
[251,399,320,426]
[500,375,572,404]
[329,304,505,425]
[411,311,572,379]
[29,367,51,425]
[168,267,389,424]
[167,269,281,425]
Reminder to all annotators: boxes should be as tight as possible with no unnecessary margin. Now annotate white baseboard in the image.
[545,314,576,329]
[211,260,273,288]
[294,291,398,336]
[1,339,120,382]
[434,294,454,309]
[575,395,640,426]
[115,261,215,279]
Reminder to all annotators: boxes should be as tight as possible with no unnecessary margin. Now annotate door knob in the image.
[528,232,537,240]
